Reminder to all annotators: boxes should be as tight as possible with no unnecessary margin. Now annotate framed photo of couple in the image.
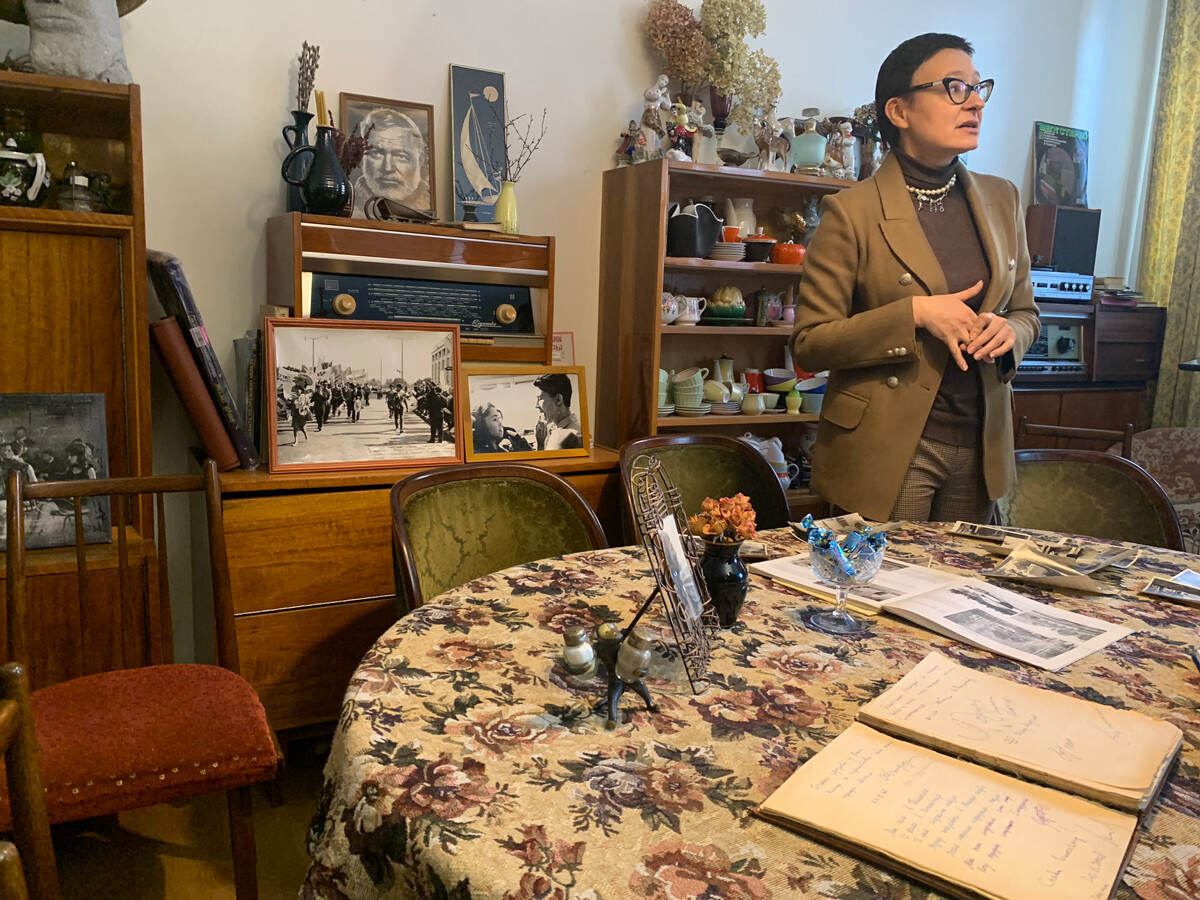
[462,366,589,462]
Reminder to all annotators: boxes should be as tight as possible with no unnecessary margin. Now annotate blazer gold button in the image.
[1008,258,1015,270]
[899,273,913,285]
[898,347,908,356]
[887,376,899,388]
[886,349,895,357]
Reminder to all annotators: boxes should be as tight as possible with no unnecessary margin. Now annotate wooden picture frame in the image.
[265,319,462,473]
[339,93,437,219]
[461,366,589,462]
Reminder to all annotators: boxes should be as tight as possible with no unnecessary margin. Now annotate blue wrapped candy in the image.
[801,514,888,579]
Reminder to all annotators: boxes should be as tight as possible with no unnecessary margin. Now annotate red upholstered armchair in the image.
[1,460,277,900]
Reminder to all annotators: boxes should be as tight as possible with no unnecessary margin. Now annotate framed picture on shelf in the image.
[264,319,462,473]
[461,366,589,462]
[449,65,506,223]
[0,392,110,551]
[339,93,437,219]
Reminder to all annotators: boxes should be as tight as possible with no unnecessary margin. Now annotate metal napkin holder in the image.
[625,455,719,695]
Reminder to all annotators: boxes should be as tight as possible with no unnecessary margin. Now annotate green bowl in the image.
[706,301,746,318]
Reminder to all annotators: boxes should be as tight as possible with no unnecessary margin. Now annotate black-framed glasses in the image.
[895,77,994,105]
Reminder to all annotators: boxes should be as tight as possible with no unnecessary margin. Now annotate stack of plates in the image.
[657,403,675,416]
[708,241,746,261]
[710,401,742,415]
[674,402,712,417]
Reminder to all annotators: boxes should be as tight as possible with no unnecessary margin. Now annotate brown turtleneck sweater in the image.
[894,149,992,448]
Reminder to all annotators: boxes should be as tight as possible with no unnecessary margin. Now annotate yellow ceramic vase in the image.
[494,181,519,234]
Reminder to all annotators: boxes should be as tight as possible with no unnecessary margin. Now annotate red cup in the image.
[741,369,764,393]
[721,226,741,243]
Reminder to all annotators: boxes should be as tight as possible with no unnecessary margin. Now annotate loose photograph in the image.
[463,366,589,462]
[340,93,437,219]
[266,319,461,473]
[1140,576,1200,607]
[0,393,109,550]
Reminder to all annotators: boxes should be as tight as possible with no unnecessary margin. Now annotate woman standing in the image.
[792,33,1040,523]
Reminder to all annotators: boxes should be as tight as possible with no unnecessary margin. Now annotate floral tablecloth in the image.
[302,525,1200,900]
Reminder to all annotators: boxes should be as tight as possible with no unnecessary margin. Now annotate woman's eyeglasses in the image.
[895,78,994,105]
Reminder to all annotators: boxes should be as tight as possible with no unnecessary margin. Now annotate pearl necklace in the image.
[906,174,957,213]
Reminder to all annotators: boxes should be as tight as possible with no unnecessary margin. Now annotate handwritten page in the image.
[859,652,1181,808]
[758,724,1136,900]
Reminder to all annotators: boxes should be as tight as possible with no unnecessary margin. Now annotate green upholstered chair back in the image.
[998,450,1185,551]
[391,464,608,612]
[619,435,791,541]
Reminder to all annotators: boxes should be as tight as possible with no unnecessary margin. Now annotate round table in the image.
[302,525,1200,900]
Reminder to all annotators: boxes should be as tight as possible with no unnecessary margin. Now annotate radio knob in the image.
[1056,336,1076,353]
[332,293,357,316]
[496,303,518,325]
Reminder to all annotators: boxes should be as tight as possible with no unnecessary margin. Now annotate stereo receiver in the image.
[1031,270,1093,303]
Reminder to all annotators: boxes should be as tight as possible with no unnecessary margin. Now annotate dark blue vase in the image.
[281,125,350,217]
[281,110,314,213]
[700,540,748,628]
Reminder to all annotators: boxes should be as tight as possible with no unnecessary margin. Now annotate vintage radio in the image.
[1031,269,1094,303]
[1018,320,1087,378]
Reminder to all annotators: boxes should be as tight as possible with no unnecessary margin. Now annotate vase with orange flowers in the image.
[688,493,756,627]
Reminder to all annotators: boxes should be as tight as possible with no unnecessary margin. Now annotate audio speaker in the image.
[1025,205,1101,275]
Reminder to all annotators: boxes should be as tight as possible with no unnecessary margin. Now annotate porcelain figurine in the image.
[639,74,672,159]
[615,119,638,167]
[665,102,697,161]
[754,104,791,172]
[824,121,858,180]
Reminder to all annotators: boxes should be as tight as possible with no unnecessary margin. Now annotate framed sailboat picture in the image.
[339,93,437,219]
[449,65,506,223]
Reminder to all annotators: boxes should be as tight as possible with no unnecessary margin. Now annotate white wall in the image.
[0,0,1166,659]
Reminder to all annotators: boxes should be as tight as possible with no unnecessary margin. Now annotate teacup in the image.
[703,380,731,402]
[741,369,764,393]
[674,388,704,408]
[770,461,800,481]
[761,392,779,410]
[721,225,741,243]
[659,368,671,386]
[675,296,707,324]
[728,381,747,403]
[740,393,765,416]
[671,366,709,392]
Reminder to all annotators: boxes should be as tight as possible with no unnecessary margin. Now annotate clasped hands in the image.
[912,280,1014,372]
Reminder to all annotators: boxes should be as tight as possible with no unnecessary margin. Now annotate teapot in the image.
[666,200,723,258]
[0,138,49,207]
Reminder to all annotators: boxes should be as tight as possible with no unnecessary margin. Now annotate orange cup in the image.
[721,226,741,243]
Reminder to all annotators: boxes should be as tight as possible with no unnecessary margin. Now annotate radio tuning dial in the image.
[496,303,517,325]
[333,293,357,316]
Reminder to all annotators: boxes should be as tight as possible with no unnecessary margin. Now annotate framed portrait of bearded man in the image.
[339,93,437,220]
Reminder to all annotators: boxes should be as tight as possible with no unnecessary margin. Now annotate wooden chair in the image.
[618,434,791,542]
[999,450,1185,551]
[0,663,59,900]
[1115,427,1200,554]
[2,460,277,900]
[1015,416,1134,459]
[391,463,608,612]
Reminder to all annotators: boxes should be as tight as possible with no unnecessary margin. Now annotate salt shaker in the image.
[615,627,652,683]
[562,625,597,678]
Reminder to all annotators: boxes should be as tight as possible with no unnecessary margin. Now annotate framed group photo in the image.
[0,392,110,550]
[265,319,462,473]
[339,93,437,220]
[461,366,589,462]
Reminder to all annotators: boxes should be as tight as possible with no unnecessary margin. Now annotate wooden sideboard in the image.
[214,452,622,733]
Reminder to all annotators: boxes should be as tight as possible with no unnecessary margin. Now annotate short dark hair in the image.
[533,373,573,408]
[875,33,974,151]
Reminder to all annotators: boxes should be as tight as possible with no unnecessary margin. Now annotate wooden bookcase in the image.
[0,71,153,688]
[595,159,848,518]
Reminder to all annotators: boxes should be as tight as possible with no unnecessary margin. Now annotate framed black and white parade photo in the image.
[461,366,589,462]
[0,392,110,550]
[265,319,462,473]
[339,93,437,220]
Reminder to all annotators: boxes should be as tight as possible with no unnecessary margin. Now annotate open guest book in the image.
[749,552,1131,670]
[755,652,1183,900]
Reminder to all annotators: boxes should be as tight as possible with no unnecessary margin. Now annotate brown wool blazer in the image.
[791,152,1041,521]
